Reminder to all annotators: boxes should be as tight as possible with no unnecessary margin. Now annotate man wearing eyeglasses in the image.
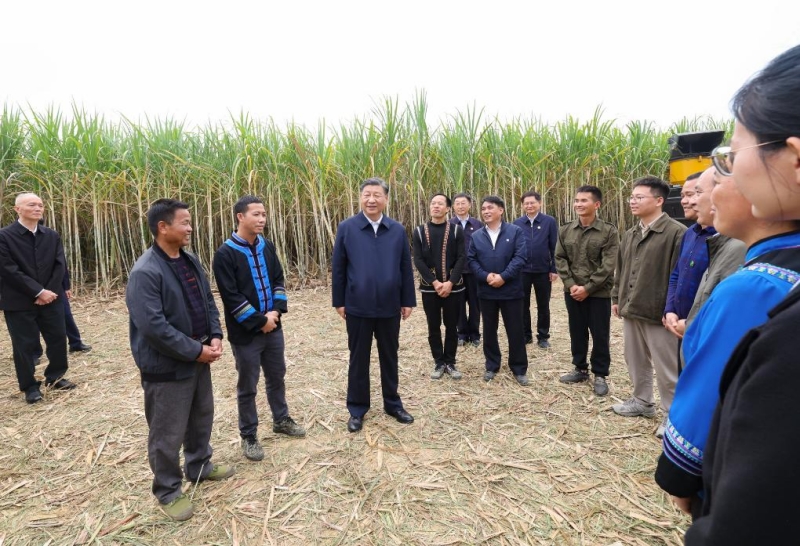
[611,177,686,436]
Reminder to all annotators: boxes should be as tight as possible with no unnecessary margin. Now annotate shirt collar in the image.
[18,219,37,235]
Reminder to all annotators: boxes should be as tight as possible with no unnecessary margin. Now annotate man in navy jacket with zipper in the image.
[332,178,416,433]
[512,190,558,348]
[468,196,530,386]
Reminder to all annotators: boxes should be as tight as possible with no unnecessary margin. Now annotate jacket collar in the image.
[571,216,603,231]
[357,211,387,231]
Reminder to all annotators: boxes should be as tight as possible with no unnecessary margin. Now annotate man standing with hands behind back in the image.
[127,199,234,521]
[332,178,416,433]
[513,190,558,349]
[0,192,75,404]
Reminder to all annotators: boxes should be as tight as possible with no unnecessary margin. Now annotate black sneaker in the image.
[242,435,264,461]
[445,364,462,379]
[273,416,306,437]
[559,368,590,384]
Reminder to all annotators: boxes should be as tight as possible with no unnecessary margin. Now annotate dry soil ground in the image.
[0,283,687,545]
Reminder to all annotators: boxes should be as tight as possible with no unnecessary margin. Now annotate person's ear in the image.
[786,137,800,188]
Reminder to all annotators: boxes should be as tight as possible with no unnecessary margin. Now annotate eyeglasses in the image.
[711,140,784,176]
[628,194,655,202]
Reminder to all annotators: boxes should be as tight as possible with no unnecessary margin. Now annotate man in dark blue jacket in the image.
[468,196,529,386]
[332,178,416,433]
[450,193,484,346]
[512,190,558,348]
[213,195,305,463]
[127,199,234,521]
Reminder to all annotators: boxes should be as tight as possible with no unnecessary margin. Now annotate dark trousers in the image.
[33,297,83,358]
[522,272,552,341]
[457,274,481,342]
[564,295,611,377]
[422,291,462,366]
[346,314,403,418]
[5,303,68,392]
[480,298,528,376]
[231,329,289,437]
[142,363,215,504]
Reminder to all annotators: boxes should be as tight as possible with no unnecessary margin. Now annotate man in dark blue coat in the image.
[512,190,558,348]
[468,196,530,386]
[332,178,416,433]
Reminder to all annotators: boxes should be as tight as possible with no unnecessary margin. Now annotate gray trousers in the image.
[231,329,288,437]
[622,318,679,412]
[142,363,214,504]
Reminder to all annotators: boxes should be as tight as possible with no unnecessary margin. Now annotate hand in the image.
[611,304,620,318]
[674,319,687,338]
[664,312,681,337]
[570,286,588,301]
[401,307,413,320]
[65,289,73,300]
[487,274,505,288]
[210,338,223,352]
[261,312,279,333]
[336,307,346,320]
[549,272,558,282]
[438,281,453,298]
[35,289,58,305]
[672,496,692,515]
[196,344,222,364]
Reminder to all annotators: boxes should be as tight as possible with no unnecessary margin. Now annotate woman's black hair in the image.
[732,45,800,151]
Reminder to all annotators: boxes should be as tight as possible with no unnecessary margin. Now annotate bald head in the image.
[14,193,44,228]
[693,168,715,228]
[15,192,40,206]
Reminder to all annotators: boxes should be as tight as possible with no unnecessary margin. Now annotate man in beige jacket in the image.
[611,176,686,437]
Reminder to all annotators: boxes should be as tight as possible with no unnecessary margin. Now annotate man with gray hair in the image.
[0,192,75,404]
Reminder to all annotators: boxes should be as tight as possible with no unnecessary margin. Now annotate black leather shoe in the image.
[25,387,43,404]
[387,409,414,424]
[347,416,363,433]
[69,343,92,353]
[45,378,76,390]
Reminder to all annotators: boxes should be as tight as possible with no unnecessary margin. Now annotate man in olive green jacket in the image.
[556,186,618,397]
[611,177,686,434]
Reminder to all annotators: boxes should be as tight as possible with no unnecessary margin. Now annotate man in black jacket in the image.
[127,199,234,521]
[0,193,75,404]
[413,193,466,380]
[213,195,305,463]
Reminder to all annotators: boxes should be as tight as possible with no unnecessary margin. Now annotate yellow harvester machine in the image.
[663,130,725,225]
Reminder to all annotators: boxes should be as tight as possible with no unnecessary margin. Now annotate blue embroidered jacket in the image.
[212,232,288,345]
[655,230,800,498]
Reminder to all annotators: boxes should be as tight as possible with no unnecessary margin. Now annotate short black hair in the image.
[234,195,264,216]
[576,185,602,203]
[360,177,389,195]
[481,195,505,209]
[632,176,670,201]
[452,192,472,203]
[147,199,189,238]
[521,190,541,202]
[685,172,703,182]
[430,193,451,207]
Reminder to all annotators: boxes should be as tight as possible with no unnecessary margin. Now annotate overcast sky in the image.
[3,0,798,131]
